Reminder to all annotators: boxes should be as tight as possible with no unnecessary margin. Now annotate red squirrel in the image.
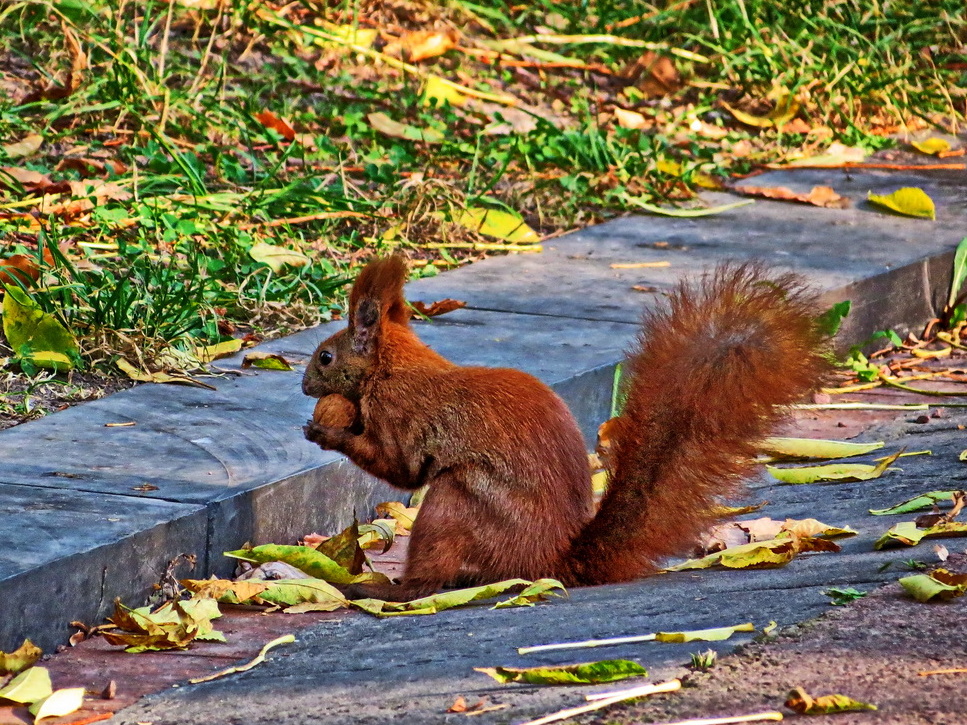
[302,256,829,600]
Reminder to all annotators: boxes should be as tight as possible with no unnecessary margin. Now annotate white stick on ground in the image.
[585,680,683,701]
[514,679,681,725]
[635,712,784,725]
[518,633,657,655]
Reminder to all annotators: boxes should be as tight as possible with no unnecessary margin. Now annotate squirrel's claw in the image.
[304,419,349,450]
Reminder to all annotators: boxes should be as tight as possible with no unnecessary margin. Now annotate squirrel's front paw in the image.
[303,420,349,450]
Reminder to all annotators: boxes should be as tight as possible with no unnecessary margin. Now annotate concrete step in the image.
[2,161,964,652]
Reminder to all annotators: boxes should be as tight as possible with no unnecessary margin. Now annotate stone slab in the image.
[0,483,206,653]
[0,309,636,631]
[407,167,965,347]
[0,309,634,503]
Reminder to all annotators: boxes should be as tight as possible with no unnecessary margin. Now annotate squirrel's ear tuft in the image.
[349,255,411,327]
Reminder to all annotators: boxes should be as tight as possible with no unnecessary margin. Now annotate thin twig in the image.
[636,713,784,725]
[189,634,295,684]
[239,210,371,230]
[156,0,176,81]
[519,633,656,655]
[187,0,227,100]
[877,371,967,397]
[515,679,682,725]
[796,403,929,411]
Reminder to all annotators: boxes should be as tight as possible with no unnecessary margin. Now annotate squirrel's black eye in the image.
[318,350,334,366]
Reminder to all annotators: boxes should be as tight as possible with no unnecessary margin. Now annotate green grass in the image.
[0,0,963,377]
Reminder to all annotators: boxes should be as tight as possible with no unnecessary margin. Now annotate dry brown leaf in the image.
[68,179,132,203]
[596,416,618,465]
[447,695,490,714]
[375,501,419,534]
[916,490,966,527]
[737,184,849,209]
[22,70,80,103]
[300,533,328,548]
[0,254,41,287]
[776,118,812,134]
[473,102,540,135]
[622,51,680,98]
[697,522,753,554]
[0,166,52,190]
[2,133,43,159]
[688,118,728,139]
[411,298,466,317]
[740,517,785,542]
[614,107,649,130]
[786,687,877,714]
[254,111,296,141]
[56,157,128,177]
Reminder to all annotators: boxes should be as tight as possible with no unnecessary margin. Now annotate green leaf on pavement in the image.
[492,579,567,608]
[224,544,356,584]
[825,586,866,606]
[869,491,956,515]
[899,569,967,602]
[240,352,294,371]
[786,687,877,714]
[0,640,42,676]
[316,521,366,574]
[760,437,884,460]
[352,578,565,617]
[874,520,967,550]
[0,666,52,705]
[475,659,647,685]
[867,187,936,220]
[666,535,840,571]
[28,688,85,721]
[260,579,350,609]
[766,449,902,484]
[102,598,224,652]
[654,622,755,643]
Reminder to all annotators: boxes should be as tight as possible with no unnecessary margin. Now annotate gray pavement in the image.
[110,406,967,725]
[1,159,965,674]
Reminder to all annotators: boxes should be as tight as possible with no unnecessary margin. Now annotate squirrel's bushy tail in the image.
[563,264,830,585]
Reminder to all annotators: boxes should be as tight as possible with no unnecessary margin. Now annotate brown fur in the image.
[303,257,829,600]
